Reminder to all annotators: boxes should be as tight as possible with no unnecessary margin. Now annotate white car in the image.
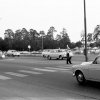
[72,55,100,84]
[0,50,5,58]
[46,49,67,60]
[6,50,20,57]
[41,50,50,58]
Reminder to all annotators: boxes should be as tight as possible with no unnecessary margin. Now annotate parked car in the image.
[72,55,100,84]
[46,49,67,60]
[0,50,2,56]
[41,50,51,58]
[0,50,4,58]
[31,51,42,54]
[6,50,20,57]
[73,50,82,54]
[20,51,30,55]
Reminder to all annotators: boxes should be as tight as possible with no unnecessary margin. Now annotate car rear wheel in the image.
[43,55,45,58]
[12,54,15,57]
[47,55,51,60]
[76,72,86,85]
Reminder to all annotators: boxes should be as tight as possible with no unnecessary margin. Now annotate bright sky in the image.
[0,0,99,42]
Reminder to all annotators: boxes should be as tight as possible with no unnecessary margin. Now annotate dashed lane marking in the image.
[33,68,57,72]
[5,72,28,77]
[0,75,11,80]
[19,70,43,74]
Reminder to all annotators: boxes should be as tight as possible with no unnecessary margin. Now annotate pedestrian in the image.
[66,50,73,64]
[66,50,71,64]
[69,50,73,64]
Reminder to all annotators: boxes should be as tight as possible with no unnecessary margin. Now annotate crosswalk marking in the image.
[56,66,71,69]
[19,70,43,74]
[5,72,28,77]
[0,75,11,80]
[33,68,57,72]
[45,67,70,71]
[0,66,71,81]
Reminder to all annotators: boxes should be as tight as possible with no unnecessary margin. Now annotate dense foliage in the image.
[0,27,83,51]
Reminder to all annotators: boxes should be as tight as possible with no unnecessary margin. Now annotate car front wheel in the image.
[76,72,86,85]
[59,55,63,60]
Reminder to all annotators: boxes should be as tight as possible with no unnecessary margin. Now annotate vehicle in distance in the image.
[41,49,51,58]
[46,49,67,60]
[6,50,20,57]
[72,55,100,84]
[0,50,5,58]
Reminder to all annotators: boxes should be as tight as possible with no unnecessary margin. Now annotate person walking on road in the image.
[66,50,73,64]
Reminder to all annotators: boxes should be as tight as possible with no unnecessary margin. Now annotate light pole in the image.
[40,31,45,51]
[84,0,88,61]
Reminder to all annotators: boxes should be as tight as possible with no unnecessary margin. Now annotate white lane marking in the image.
[19,70,43,74]
[5,72,28,77]
[56,65,67,68]
[45,67,70,71]
[0,59,15,61]
[4,59,15,61]
[56,66,71,68]
[0,75,11,80]
[33,68,56,72]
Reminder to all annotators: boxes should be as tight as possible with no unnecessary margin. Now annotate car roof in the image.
[8,50,16,51]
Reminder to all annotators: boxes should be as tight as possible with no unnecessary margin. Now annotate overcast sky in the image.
[0,0,99,42]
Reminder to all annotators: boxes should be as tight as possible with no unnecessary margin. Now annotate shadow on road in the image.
[85,81,100,89]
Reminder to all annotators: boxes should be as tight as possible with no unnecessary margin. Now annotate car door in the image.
[89,56,100,81]
[53,50,58,58]
[49,50,55,58]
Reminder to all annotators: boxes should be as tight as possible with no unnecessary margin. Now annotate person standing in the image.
[66,51,71,64]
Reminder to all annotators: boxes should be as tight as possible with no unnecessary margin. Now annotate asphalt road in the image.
[0,56,99,100]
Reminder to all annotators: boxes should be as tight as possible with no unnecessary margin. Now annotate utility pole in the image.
[42,36,43,50]
[84,0,88,62]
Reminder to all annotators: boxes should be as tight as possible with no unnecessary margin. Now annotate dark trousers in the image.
[67,57,72,64]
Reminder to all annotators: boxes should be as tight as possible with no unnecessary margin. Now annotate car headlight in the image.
[71,65,78,72]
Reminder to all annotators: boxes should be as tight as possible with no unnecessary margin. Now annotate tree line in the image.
[81,25,100,48]
[0,26,83,51]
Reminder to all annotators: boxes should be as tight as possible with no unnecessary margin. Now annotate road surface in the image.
[0,56,99,100]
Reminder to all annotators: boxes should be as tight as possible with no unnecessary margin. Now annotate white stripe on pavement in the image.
[33,68,57,72]
[0,75,11,80]
[45,67,70,71]
[57,66,71,68]
[0,59,15,61]
[5,72,28,77]
[19,70,43,74]
[0,97,78,100]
